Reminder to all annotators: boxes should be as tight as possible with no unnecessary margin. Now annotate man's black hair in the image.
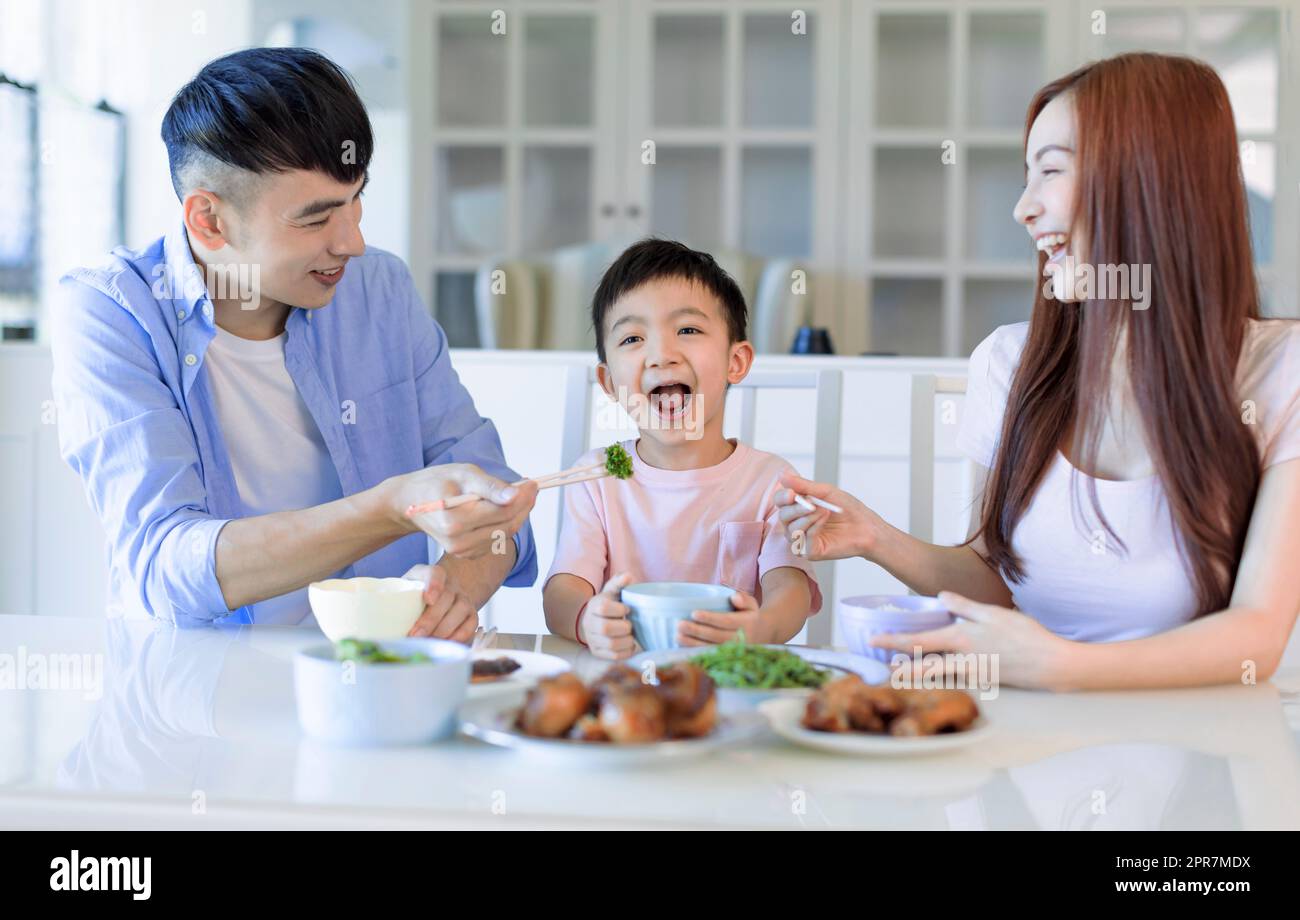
[591,238,749,362]
[161,47,373,203]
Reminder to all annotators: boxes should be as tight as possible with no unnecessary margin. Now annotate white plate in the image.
[467,649,571,697]
[459,690,766,766]
[759,697,992,756]
[627,645,890,705]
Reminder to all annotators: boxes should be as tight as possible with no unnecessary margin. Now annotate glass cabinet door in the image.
[851,4,1049,357]
[423,1,612,346]
[416,0,1296,353]
[1089,4,1287,314]
[653,13,726,129]
[625,0,838,351]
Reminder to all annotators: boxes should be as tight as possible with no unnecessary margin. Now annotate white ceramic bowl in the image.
[308,577,425,642]
[293,638,470,747]
[621,582,735,651]
[838,595,955,664]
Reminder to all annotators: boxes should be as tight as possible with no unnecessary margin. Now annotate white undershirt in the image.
[203,324,344,625]
[958,319,1300,641]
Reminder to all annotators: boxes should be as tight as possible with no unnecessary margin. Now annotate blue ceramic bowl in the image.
[621,582,736,651]
[293,638,470,747]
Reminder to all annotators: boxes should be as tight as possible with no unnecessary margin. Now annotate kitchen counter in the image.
[2,614,1298,829]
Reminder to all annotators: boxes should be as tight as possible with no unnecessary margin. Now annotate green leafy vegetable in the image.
[604,443,633,480]
[687,634,832,689]
[334,638,430,665]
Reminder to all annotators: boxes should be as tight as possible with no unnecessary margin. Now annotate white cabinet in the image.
[622,1,841,308]
[411,1,622,347]
[412,0,842,348]
[842,2,1067,359]
[411,0,1298,356]
[1086,2,1293,317]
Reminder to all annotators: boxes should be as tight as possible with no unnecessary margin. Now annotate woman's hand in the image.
[678,591,766,646]
[774,472,883,562]
[402,563,478,644]
[870,591,1074,690]
[387,463,538,560]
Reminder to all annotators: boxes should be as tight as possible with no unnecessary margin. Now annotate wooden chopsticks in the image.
[404,460,609,516]
[793,493,844,515]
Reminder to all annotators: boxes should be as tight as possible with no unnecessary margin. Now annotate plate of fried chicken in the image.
[759,674,990,755]
[459,663,765,765]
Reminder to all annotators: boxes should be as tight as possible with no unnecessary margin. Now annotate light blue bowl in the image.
[293,638,470,747]
[621,582,736,651]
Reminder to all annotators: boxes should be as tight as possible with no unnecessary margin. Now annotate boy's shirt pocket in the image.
[716,521,766,596]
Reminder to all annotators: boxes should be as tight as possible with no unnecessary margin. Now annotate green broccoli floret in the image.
[604,443,633,480]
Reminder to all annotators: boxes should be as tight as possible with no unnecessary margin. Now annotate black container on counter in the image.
[790,326,834,355]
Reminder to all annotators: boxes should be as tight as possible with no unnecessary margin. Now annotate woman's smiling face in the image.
[1014,93,1083,302]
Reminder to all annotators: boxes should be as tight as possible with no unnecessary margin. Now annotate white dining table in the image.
[1,613,1298,830]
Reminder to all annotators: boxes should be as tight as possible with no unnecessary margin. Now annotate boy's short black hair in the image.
[591,238,749,362]
[161,47,373,204]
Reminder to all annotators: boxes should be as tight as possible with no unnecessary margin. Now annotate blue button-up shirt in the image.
[49,222,536,626]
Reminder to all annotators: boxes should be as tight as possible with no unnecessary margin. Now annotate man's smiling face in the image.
[201,168,369,312]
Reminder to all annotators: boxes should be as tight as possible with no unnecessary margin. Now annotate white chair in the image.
[908,373,968,545]
[558,365,841,646]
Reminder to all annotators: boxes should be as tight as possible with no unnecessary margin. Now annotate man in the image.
[49,48,538,638]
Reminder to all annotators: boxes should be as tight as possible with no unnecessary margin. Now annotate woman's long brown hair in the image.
[975,53,1261,614]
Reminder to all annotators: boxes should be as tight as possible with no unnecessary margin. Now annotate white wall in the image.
[108,1,257,250]
[0,345,109,618]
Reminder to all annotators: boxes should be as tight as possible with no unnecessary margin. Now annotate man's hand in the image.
[403,563,478,644]
[580,573,636,660]
[388,463,537,559]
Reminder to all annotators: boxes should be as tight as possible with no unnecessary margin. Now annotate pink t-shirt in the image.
[544,439,822,612]
[958,319,1300,641]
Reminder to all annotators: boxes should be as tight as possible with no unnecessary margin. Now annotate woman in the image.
[777,53,1300,690]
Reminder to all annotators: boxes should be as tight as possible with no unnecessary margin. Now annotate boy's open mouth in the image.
[648,383,693,420]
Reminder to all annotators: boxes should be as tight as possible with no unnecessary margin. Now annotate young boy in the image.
[543,239,822,659]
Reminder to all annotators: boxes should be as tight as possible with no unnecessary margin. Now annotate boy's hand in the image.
[580,573,636,660]
[678,591,765,646]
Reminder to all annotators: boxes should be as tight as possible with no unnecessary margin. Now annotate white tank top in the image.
[958,319,1300,640]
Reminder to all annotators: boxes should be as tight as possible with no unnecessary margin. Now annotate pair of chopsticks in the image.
[405,460,609,516]
[793,493,843,515]
[471,625,498,650]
